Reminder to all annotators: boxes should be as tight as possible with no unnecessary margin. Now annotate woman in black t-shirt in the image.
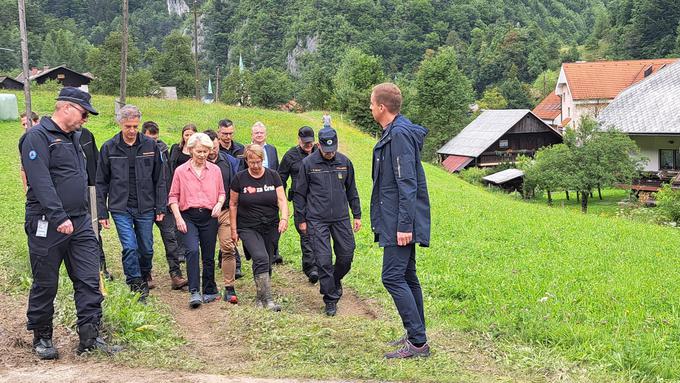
[169,123,197,181]
[230,144,288,311]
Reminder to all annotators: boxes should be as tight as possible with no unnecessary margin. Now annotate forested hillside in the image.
[1,0,679,157]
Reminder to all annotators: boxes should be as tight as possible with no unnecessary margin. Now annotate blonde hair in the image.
[186,132,214,150]
[244,144,264,161]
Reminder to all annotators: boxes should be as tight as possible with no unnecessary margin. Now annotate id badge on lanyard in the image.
[36,215,48,238]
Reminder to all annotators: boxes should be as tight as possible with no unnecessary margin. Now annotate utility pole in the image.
[193,0,200,101]
[215,66,220,102]
[119,0,129,108]
[17,0,32,129]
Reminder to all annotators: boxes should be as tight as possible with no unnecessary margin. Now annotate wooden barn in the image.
[0,76,23,90]
[437,109,563,172]
[15,66,94,88]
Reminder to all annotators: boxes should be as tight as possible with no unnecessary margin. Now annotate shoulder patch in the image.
[29,150,37,160]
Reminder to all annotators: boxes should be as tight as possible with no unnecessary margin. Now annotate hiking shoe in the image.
[308,270,319,284]
[170,274,188,290]
[386,334,408,347]
[76,323,123,355]
[189,291,202,309]
[235,267,244,280]
[33,327,58,360]
[203,293,221,303]
[385,340,430,359]
[223,286,238,304]
[324,302,337,317]
[144,273,156,290]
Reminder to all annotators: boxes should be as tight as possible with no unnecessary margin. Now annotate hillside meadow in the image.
[2,91,680,382]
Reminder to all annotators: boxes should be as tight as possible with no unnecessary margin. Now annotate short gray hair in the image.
[251,121,266,132]
[116,104,142,122]
[186,132,214,150]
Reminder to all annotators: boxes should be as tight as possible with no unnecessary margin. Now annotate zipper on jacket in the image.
[397,156,401,178]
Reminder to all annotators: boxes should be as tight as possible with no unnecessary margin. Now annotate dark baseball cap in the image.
[298,126,315,143]
[56,87,99,115]
[318,127,337,152]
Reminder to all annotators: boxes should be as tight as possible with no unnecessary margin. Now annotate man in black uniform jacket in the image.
[19,87,117,359]
[278,126,318,283]
[294,127,361,316]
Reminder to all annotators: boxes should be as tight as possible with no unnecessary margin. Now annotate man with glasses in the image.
[20,87,118,358]
[96,105,166,302]
[217,119,245,159]
[279,126,318,283]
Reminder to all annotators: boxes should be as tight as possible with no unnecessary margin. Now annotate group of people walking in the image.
[19,82,432,361]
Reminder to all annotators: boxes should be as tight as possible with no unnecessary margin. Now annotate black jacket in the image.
[212,151,235,209]
[293,150,361,224]
[19,117,89,224]
[219,140,245,159]
[96,132,166,219]
[278,145,316,201]
[370,114,430,247]
[79,128,98,186]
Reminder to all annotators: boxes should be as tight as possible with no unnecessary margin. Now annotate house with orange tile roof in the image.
[534,58,678,130]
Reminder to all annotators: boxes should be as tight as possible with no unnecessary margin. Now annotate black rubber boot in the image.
[33,326,58,360]
[254,273,281,312]
[77,323,122,355]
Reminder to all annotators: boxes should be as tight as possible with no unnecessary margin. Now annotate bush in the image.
[457,167,490,185]
[656,184,680,222]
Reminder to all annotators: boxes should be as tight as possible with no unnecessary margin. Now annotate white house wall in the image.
[631,135,680,171]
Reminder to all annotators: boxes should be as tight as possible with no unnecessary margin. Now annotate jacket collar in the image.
[41,117,73,137]
[297,145,316,157]
[310,149,339,165]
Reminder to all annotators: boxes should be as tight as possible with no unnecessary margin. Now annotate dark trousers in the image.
[25,215,103,330]
[382,244,427,345]
[155,213,182,277]
[308,220,354,304]
[179,208,218,294]
[238,224,279,276]
[295,222,316,276]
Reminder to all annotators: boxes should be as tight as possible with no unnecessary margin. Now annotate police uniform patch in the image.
[29,150,37,160]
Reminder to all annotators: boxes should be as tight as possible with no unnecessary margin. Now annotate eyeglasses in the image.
[69,103,89,120]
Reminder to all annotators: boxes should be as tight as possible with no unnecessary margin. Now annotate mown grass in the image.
[2,90,680,381]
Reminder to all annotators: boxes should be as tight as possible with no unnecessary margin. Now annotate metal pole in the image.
[119,0,129,107]
[193,0,200,101]
[17,0,32,129]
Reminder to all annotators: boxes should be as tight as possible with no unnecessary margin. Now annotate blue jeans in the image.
[111,209,155,285]
[179,208,218,294]
[382,244,427,345]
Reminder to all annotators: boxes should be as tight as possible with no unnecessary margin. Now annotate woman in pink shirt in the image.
[169,133,225,308]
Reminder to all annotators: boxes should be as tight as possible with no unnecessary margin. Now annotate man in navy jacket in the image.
[370,83,431,358]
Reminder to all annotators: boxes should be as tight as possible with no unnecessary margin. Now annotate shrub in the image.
[458,167,490,185]
[656,184,680,222]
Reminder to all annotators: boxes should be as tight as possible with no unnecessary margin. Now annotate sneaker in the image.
[203,293,221,303]
[386,334,408,347]
[235,267,244,280]
[189,291,202,309]
[324,301,337,316]
[308,270,319,284]
[385,340,430,359]
[223,286,238,304]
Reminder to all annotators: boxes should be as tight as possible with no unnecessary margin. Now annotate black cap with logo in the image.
[318,127,337,152]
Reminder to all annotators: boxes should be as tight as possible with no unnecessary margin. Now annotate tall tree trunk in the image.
[193,0,200,100]
[120,0,128,106]
[547,189,552,206]
[565,190,570,200]
[581,191,588,213]
[576,191,580,202]
[598,184,602,200]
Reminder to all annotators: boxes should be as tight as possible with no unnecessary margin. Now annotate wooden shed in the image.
[0,76,23,90]
[438,110,563,172]
[16,66,94,88]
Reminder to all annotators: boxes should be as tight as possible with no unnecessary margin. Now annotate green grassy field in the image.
[3,91,680,381]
